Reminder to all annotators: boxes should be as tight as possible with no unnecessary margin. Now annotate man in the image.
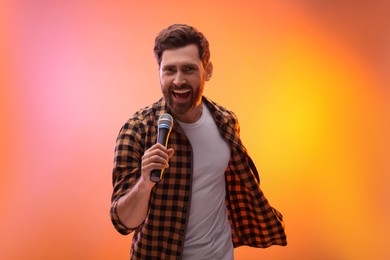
[110,24,287,259]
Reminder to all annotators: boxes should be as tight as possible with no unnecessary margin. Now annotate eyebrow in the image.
[161,63,199,69]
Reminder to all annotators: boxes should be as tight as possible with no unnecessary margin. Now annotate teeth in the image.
[173,89,190,94]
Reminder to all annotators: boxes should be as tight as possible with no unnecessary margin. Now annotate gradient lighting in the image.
[1,1,389,260]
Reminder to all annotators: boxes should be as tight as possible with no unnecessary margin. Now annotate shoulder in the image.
[203,96,239,123]
[125,98,165,127]
[118,98,165,137]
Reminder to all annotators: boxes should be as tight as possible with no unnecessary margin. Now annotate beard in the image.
[163,83,204,116]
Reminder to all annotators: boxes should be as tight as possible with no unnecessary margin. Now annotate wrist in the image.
[138,175,155,191]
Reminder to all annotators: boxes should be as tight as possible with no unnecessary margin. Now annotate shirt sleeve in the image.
[110,199,138,235]
[110,120,145,235]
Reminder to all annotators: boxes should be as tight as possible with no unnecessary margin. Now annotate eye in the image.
[162,66,176,75]
[183,66,197,73]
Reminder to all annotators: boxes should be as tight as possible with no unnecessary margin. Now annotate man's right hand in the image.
[141,143,174,188]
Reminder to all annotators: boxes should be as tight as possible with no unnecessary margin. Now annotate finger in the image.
[142,154,167,169]
[141,148,170,174]
[143,143,169,157]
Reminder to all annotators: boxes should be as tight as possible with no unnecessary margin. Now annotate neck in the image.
[174,103,203,123]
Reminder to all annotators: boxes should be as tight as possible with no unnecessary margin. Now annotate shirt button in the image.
[180,229,185,234]
[183,207,188,213]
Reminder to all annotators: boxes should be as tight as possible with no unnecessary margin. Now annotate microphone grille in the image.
[158,113,173,129]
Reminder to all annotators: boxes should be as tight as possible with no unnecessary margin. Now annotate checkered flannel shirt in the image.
[111,96,287,259]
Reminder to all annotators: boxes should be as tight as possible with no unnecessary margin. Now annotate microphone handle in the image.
[150,127,171,183]
[150,169,162,183]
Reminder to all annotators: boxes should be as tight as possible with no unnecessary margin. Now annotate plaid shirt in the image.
[111,96,287,259]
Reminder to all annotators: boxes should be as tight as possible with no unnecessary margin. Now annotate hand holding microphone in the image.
[149,114,174,183]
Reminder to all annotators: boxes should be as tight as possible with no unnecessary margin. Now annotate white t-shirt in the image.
[178,102,234,260]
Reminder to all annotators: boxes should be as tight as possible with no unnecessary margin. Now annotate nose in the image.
[173,71,186,86]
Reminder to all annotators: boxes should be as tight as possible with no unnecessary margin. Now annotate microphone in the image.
[150,113,174,183]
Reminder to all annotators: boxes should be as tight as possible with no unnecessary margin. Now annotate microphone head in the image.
[158,113,173,130]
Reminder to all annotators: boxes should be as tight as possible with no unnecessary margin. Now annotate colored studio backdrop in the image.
[1,1,389,259]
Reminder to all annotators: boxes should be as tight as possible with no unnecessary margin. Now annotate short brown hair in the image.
[153,24,210,67]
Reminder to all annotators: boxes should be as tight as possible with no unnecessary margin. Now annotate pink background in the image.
[1,1,389,259]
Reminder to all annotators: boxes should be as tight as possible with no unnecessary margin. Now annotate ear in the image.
[205,62,213,81]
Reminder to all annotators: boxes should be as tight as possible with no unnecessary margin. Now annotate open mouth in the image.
[172,89,191,99]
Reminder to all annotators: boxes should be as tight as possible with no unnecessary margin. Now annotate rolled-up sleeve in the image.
[110,120,144,235]
[110,199,136,235]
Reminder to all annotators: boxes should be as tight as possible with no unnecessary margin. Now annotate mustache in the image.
[171,83,192,90]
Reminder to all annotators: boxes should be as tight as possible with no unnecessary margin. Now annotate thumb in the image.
[164,149,174,169]
[167,148,174,159]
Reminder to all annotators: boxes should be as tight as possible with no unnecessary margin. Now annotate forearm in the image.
[116,178,154,229]
[112,140,174,231]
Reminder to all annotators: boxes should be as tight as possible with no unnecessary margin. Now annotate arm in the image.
[115,143,174,229]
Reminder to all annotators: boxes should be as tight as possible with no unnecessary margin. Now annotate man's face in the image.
[159,44,212,122]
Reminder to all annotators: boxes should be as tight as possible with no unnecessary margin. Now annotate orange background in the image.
[1,1,389,259]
